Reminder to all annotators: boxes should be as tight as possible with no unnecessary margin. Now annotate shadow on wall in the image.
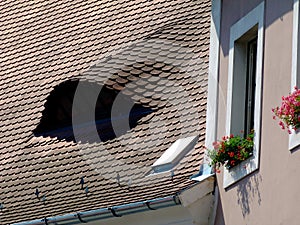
[236,172,262,217]
[214,189,226,225]
[220,0,293,57]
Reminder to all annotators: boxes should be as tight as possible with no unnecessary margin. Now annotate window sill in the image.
[223,154,258,188]
[289,129,300,150]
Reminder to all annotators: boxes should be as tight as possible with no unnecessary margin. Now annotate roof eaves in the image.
[12,195,181,225]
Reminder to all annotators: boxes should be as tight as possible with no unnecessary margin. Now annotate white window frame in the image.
[203,0,221,177]
[224,2,264,188]
[290,0,300,150]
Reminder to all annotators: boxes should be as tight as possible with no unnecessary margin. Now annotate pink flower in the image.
[279,121,285,129]
[212,141,220,150]
[273,87,300,133]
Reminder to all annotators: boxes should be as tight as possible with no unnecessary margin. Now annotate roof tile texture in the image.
[0,0,211,224]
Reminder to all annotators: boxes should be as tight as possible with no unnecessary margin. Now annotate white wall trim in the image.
[179,177,215,225]
[289,0,300,150]
[204,0,221,173]
[224,2,264,188]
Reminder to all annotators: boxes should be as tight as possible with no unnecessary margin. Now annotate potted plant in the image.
[272,86,300,134]
[208,130,254,171]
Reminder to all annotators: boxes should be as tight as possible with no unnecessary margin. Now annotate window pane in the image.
[244,38,257,136]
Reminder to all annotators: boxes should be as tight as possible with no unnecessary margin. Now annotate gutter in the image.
[12,195,180,225]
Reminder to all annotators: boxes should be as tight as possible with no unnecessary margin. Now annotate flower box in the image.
[208,130,254,171]
[273,87,300,134]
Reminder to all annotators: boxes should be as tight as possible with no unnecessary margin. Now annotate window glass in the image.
[244,38,257,136]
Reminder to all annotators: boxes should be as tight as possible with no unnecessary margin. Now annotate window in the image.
[229,27,258,137]
[290,0,300,149]
[224,2,264,188]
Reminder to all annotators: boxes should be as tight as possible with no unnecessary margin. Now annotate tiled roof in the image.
[0,0,211,224]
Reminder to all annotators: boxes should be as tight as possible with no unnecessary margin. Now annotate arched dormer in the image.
[34,79,153,142]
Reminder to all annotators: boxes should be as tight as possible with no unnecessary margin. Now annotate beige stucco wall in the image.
[215,0,300,224]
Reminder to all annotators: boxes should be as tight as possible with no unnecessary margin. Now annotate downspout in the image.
[12,195,181,225]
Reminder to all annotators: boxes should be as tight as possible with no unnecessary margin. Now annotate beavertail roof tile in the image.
[0,0,211,223]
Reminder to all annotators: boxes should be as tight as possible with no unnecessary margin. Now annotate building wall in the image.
[214,0,300,224]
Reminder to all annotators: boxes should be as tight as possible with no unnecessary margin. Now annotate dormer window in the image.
[34,80,153,143]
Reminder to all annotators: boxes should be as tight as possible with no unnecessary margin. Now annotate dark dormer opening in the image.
[34,80,153,143]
